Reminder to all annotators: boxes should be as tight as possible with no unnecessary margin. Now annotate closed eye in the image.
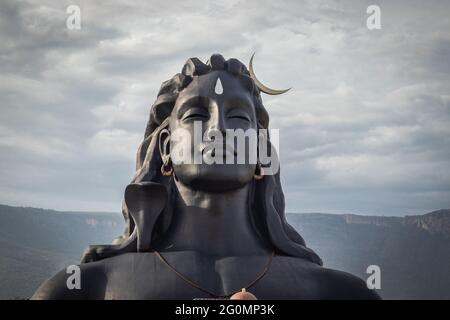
[229,115,250,121]
[182,108,209,121]
[184,113,208,119]
[227,110,251,122]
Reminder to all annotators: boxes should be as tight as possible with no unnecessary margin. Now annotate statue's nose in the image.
[208,108,227,134]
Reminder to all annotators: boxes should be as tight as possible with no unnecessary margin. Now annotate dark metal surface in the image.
[32,54,380,300]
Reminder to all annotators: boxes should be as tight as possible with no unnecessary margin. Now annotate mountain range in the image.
[0,204,448,299]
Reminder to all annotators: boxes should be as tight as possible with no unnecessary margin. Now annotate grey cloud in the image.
[0,0,449,215]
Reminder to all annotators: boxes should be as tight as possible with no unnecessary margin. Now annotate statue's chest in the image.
[102,253,319,299]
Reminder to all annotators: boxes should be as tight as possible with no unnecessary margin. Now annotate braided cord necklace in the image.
[153,250,275,299]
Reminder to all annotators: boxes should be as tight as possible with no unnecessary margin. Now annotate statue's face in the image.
[167,71,258,192]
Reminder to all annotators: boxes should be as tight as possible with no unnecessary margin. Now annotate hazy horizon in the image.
[1,202,447,218]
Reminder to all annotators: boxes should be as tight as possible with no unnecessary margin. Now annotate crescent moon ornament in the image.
[249,53,291,95]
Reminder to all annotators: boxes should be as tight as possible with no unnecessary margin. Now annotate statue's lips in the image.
[201,144,237,158]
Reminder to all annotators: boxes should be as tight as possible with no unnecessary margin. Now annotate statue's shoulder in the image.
[31,251,191,299]
[272,255,381,299]
[31,261,105,300]
[309,264,381,300]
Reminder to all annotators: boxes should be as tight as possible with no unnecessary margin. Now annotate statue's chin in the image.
[173,163,255,192]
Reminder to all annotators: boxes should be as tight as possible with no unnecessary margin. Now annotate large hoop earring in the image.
[254,163,264,180]
[161,159,173,177]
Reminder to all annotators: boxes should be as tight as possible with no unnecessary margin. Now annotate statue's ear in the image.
[158,128,171,163]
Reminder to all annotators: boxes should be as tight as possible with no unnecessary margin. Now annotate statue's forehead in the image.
[173,71,255,116]
[180,71,247,98]
[172,71,255,117]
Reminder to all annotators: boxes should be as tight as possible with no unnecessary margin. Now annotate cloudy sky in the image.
[1,0,449,216]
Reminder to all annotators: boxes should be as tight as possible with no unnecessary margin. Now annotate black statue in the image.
[32,54,380,300]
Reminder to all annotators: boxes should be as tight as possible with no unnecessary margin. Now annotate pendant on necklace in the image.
[229,288,257,300]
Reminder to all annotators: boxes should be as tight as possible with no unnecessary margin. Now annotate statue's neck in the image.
[155,180,269,257]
